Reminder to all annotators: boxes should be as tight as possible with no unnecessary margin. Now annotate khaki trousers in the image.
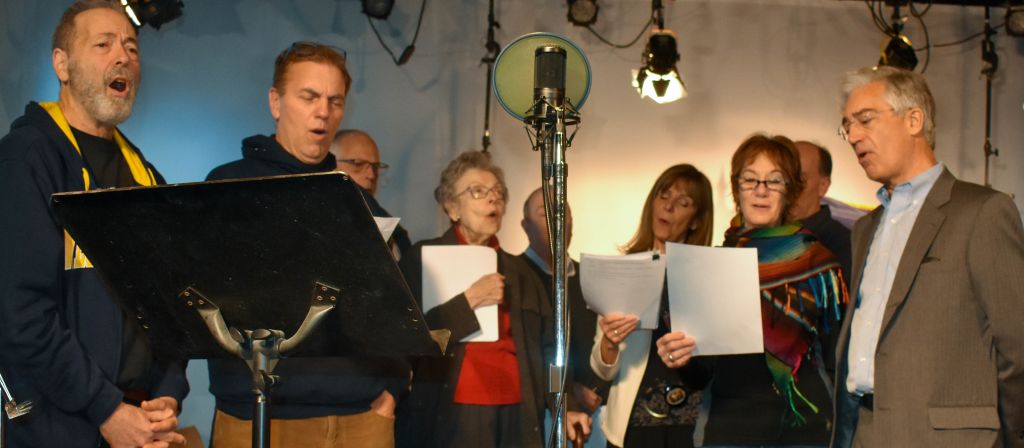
[211,409,394,448]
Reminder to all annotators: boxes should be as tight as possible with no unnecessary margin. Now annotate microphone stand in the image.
[526,51,580,448]
[480,0,500,151]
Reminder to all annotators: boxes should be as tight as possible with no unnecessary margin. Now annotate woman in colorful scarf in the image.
[695,134,848,447]
[590,164,716,448]
[397,151,587,448]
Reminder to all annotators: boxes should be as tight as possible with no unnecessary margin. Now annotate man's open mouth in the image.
[109,78,127,92]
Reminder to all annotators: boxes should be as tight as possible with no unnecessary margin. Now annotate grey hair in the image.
[841,66,936,148]
[434,150,506,206]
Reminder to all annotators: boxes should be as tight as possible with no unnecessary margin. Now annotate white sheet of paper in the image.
[665,242,764,356]
[421,245,498,342]
[373,217,401,241]
[580,251,665,329]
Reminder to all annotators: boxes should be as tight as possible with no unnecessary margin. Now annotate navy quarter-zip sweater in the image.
[0,102,188,448]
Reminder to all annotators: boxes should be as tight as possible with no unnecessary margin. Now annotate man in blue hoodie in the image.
[205,41,408,448]
[0,1,188,447]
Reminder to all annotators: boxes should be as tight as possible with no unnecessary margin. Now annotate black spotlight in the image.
[878,33,917,71]
[567,0,598,27]
[634,30,685,104]
[1007,6,1024,37]
[121,0,183,30]
[362,0,395,20]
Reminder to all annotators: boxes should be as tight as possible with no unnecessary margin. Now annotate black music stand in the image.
[52,172,446,448]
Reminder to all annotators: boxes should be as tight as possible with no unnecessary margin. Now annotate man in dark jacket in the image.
[790,141,852,277]
[329,129,412,258]
[205,41,408,448]
[0,2,188,447]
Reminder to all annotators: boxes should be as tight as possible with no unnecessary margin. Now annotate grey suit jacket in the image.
[833,169,1024,448]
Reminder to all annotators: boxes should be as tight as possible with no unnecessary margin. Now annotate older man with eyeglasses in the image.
[330,129,411,257]
[831,66,1024,448]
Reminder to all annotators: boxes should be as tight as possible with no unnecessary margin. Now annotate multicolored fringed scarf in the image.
[724,221,849,426]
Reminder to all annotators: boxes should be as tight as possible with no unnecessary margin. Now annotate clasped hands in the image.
[100,396,184,448]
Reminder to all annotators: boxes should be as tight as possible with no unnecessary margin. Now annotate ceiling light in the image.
[121,0,183,30]
[878,33,918,71]
[567,0,598,27]
[634,30,686,104]
[362,0,394,20]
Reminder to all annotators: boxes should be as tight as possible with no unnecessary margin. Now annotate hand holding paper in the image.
[665,242,763,356]
[421,246,499,342]
[597,312,640,365]
[580,252,665,329]
[598,313,640,346]
[655,331,697,368]
[464,273,505,309]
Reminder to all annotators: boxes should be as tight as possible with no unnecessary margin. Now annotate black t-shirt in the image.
[70,126,151,391]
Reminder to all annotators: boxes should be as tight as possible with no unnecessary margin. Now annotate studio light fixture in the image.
[1007,6,1024,37]
[362,0,395,20]
[871,3,918,71]
[878,32,918,70]
[120,0,183,30]
[633,0,685,104]
[567,0,598,27]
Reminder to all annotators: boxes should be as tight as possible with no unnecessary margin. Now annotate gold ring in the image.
[668,353,675,362]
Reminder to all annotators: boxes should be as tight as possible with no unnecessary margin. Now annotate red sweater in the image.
[451,226,521,405]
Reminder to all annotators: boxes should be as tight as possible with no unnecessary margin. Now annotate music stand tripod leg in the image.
[183,283,338,448]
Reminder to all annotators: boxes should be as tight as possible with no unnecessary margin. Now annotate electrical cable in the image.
[585,15,654,49]
[865,0,893,35]
[929,23,1007,47]
[910,2,931,73]
[366,0,427,66]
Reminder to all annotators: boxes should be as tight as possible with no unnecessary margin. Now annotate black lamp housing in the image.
[878,33,918,71]
[642,31,680,76]
[122,0,183,30]
[362,0,395,20]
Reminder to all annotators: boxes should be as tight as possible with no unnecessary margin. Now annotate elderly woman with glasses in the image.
[590,164,715,448]
[693,134,848,448]
[397,150,556,448]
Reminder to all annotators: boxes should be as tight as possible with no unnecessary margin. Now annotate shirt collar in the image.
[876,162,944,208]
[523,246,576,277]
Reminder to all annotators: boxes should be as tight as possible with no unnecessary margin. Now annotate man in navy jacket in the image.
[205,41,408,448]
[0,1,187,447]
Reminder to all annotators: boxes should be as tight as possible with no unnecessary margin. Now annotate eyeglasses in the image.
[457,184,507,201]
[338,159,389,174]
[838,107,896,142]
[736,176,787,193]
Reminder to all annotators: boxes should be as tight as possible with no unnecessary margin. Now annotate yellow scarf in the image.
[39,102,156,269]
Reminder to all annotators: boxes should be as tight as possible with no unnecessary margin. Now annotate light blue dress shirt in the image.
[846,163,944,395]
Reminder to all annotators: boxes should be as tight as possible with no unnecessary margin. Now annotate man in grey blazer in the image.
[832,66,1024,448]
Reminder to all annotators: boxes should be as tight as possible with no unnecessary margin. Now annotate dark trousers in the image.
[440,403,522,448]
[608,424,696,448]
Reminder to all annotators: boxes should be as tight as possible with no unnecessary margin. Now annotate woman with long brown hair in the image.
[591,164,715,448]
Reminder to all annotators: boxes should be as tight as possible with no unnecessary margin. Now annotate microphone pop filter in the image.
[492,33,592,122]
